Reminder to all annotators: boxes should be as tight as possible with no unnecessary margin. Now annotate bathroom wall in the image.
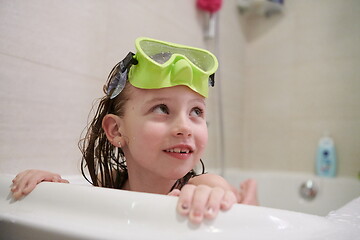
[1,0,359,178]
[0,0,245,175]
[229,0,360,177]
[0,0,217,174]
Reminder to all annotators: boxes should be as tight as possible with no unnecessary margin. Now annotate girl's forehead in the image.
[129,85,205,102]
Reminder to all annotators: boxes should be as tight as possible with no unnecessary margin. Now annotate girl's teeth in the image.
[166,148,190,153]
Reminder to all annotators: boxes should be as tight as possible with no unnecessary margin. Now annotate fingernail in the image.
[12,192,20,200]
[192,210,201,217]
[190,210,203,224]
[181,203,189,210]
[207,207,214,216]
[221,200,229,209]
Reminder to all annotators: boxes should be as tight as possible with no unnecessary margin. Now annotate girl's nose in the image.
[173,115,192,137]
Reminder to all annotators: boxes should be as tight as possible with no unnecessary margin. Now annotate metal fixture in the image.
[299,180,318,201]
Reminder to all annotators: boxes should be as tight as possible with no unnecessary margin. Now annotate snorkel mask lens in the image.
[128,37,218,97]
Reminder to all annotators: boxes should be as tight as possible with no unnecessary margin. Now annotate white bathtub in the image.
[222,169,360,216]
[0,173,359,240]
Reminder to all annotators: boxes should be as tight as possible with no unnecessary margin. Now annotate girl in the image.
[11,37,258,224]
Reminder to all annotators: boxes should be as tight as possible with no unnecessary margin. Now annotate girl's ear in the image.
[102,114,124,148]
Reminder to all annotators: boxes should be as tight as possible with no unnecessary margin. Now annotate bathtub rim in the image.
[1,174,359,240]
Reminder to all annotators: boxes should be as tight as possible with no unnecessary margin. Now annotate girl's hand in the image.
[11,169,69,200]
[169,184,237,224]
[238,179,259,206]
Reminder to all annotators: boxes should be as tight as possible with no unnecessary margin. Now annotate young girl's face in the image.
[119,85,208,182]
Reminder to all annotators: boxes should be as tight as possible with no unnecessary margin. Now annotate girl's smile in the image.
[163,144,194,160]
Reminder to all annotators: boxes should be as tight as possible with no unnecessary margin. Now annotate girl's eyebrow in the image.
[144,97,169,105]
[141,97,169,111]
[193,98,206,106]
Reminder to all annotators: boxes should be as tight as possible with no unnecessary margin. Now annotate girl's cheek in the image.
[201,126,208,146]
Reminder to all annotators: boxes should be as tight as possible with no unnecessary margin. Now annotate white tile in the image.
[0,53,102,175]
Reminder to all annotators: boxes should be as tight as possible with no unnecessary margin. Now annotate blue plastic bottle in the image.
[316,136,337,177]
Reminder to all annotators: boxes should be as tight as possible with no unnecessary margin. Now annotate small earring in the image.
[118,141,122,148]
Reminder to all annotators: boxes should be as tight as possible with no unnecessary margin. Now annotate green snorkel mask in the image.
[106,37,218,99]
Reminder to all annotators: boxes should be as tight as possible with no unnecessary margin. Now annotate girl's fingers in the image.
[11,171,39,199]
[176,184,238,224]
[203,187,224,219]
[12,190,24,200]
[12,171,34,195]
[11,170,68,200]
[188,185,212,224]
[11,171,28,188]
[12,173,22,183]
[220,190,238,211]
[240,179,259,205]
[58,178,70,184]
[168,189,181,197]
[21,181,38,195]
[51,175,65,183]
[177,184,195,216]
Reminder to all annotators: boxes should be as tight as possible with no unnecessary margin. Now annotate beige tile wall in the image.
[0,0,207,175]
[234,0,360,177]
[1,0,359,178]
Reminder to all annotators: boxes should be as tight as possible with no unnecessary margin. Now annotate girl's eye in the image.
[153,104,169,114]
[190,107,204,117]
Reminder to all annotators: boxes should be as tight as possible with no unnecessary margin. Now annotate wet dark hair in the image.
[78,65,205,191]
